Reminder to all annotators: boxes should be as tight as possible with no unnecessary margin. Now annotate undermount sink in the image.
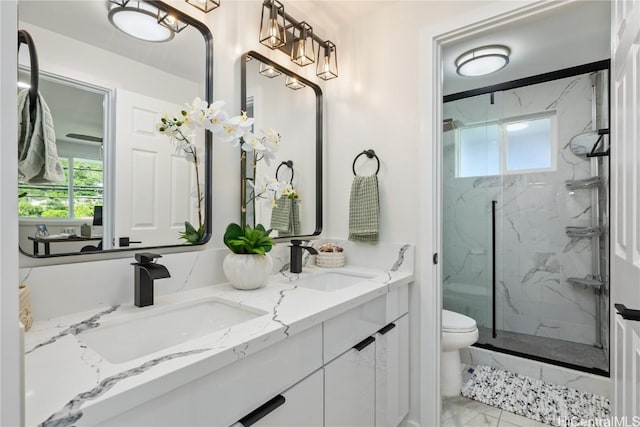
[78,299,266,364]
[296,272,375,292]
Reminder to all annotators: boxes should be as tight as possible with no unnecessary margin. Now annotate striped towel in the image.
[348,175,379,244]
[270,198,301,237]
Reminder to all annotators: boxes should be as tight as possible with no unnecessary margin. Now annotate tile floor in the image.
[477,327,609,373]
[442,395,549,427]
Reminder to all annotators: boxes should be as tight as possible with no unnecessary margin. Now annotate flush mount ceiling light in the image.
[108,0,174,42]
[455,45,510,77]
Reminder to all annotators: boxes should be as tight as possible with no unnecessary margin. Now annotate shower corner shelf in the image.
[565,226,602,238]
[567,277,603,289]
[565,176,602,190]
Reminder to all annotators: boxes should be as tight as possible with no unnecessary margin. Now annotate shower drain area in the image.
[462,365,610,426]
[477,327,609,373]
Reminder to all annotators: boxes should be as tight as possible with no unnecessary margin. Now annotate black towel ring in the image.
[276,160,294,184]
[17,30,39,124]
[352,149,380,176]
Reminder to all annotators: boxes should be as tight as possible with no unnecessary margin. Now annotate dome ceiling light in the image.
[108,0,174,43]
[455,45,511,77]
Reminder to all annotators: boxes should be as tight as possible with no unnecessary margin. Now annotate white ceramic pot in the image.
[223,253,273,290]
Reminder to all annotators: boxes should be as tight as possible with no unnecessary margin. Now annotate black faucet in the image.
[290,240,318,273]
[132,253,171,307]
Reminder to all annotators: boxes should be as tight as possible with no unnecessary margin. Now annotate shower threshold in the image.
[476,327,609,376]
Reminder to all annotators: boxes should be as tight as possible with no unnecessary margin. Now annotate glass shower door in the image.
[442,93,502,335]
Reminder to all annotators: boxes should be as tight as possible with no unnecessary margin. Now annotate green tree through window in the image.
[18,158,103,219]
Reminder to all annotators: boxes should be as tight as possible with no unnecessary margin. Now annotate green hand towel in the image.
[17,89,65,183]
[349,175,379,244]
[270,198,301,237]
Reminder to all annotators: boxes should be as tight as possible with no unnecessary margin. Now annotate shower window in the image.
[456,113,556,178]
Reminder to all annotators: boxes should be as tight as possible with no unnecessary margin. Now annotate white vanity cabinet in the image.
[323,287,410,427]
[249,369,324,427]
[325,336,377,426]
[376,314,409,427]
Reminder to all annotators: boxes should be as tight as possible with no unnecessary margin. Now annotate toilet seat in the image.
[442,309,477,333]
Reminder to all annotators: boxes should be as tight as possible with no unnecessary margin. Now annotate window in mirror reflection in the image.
[19,158,103,219]
[17,71,105,221]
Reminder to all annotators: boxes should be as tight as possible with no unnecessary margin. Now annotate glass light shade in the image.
[157,11,188,33]
[291,22,315,67]
[185,0,220,13]
[455,45,510,77]
[316,41,338,80]
[108,1,174,42]
[259,0,286,49]
[285,76,306,90]
[259,63,282,78]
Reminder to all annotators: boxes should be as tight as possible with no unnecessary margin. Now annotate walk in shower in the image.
[442,67,610,375]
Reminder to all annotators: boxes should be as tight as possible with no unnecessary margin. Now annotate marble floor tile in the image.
[499,410,549,427]
[442,395,503,426]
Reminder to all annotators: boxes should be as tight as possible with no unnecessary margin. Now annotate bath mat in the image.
[461,365,610,426]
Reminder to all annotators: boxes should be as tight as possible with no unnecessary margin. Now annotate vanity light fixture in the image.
[157,11,189,33]
[185,0,220,13]
[285,76,306,90]
[259,63,282,78]
[259,0,286,49]
[316,40,338,80]
[108,0,174,42]
[291,22,315,66]
[258,0,338,79]
[455,45,510,77]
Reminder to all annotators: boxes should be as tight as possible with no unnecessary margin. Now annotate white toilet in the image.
[441,309,479,397]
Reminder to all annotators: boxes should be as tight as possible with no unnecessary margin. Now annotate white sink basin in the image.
[296,272,375,292]
[78,300,266,363]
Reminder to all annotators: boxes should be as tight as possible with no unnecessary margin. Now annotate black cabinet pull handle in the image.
[238,395,286,427]
[353,336,375,351]
[615,303,640,322]
[378,323,396,335]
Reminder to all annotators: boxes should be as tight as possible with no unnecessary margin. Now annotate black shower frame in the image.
[444,59,612,377]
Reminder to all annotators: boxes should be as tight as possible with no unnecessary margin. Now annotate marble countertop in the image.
[25,259,413,426]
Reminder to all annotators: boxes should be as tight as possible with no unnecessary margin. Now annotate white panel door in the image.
[375,315,409,427]
[114,89,196,248]
[611,0,640,419]
[325,338,376,427]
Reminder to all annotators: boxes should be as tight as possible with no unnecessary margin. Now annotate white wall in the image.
[1,1,21,424]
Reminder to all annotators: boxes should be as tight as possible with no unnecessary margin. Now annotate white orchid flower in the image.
[204,101,228,132]
[264,128,281,151]
[241,132,267,153]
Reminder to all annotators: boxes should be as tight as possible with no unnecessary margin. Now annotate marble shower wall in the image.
[443,73,606,347]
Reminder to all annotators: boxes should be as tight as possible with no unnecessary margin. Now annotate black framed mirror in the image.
[240,51,322,239]
[17,0,212,258]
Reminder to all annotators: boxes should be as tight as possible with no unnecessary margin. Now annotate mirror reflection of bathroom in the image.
[243,54,318,237]
[440,0,611,401]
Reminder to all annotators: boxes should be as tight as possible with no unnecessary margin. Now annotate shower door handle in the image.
[615,303,640,321]
[491,201,497,339]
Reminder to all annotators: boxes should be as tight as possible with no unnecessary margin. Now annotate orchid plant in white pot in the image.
[158,98,287,289]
